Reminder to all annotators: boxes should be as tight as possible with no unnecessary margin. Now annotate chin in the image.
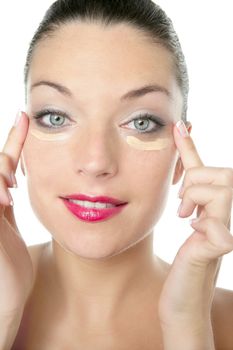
[56,229,150,261]
[55,235,128,261]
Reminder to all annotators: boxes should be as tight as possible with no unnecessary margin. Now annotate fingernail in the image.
[176,120,189,138]
[10,172,18,188]
[14,110,23,127]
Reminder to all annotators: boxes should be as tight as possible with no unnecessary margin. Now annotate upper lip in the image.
[60,194,127,206]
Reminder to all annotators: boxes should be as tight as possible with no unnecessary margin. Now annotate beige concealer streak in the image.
[29,128,171,150]
[126,135,171,151]
[29,129,71,141]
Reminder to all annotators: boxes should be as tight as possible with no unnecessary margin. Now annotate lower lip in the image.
[61,199,127,222]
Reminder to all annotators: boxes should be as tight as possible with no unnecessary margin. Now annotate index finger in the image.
[173,120,204,170]
[2,111,29,171]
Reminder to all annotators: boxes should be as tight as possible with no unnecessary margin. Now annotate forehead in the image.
[29,22,176,87]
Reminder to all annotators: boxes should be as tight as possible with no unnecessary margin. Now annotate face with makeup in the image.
[21,22,185,259]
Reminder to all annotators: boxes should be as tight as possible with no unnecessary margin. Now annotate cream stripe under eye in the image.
[126,136,171,150]
[29,129,72,141]
[29,127,172,150]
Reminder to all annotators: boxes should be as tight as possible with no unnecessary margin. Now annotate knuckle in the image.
[0,152,12,168]
[183,168,197,184]
[0,151,8,161]
[184,184,192,194]
[184,168,192,182]
[219,186,233,201]
[186,166,199,175]
[206,216,219,226]
[185,168,192,176]
[0,174,7,186]
[182,184,191,197]
[202,216,220,230]
[221,167,233,186]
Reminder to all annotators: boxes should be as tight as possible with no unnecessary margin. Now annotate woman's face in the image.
[22,22,183,259]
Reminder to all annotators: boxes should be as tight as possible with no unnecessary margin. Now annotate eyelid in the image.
[124,112,166,126]
[32,108,75,129]
[33,108,71,120]
[32,107,165,122]
[32,107,167,132]
[120,113,166,135]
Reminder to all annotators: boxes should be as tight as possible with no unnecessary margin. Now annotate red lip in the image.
[60,194,127,206]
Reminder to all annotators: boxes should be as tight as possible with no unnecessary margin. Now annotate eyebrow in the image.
[30,80,172,101]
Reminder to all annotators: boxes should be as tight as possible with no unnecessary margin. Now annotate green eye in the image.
[49,114,66,126]
[134,118,150,131]
[32,109,72,129]
[127,113,166,134]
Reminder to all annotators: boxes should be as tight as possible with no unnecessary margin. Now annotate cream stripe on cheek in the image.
[126,135,172,151]
[29,129,72,142]
[29,129,172,149]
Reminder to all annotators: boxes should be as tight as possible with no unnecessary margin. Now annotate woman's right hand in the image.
[0,111,33,318]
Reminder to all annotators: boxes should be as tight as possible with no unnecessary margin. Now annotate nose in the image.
[69,126,119,180]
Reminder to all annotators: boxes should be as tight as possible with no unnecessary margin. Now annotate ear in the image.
[172,121,192,185]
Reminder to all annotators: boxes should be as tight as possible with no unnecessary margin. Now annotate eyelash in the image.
[32,108,166,134]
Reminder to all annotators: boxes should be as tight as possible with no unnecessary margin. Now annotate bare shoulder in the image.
[212,287,233,350]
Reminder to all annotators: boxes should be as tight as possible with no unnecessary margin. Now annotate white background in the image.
[0,1,232,289]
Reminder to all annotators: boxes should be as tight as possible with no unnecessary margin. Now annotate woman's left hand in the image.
[158,120,233,337]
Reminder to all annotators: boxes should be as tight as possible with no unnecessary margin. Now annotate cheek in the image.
[127,143,176,181]
[121,146,177,234]
[22,135,63,185]
[22,131,176,190]
[126,144,177,207]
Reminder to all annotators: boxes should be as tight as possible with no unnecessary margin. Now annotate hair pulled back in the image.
[24,0,189,120]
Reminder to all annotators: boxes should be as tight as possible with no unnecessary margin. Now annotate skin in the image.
[125,136,172,151]
[20,22,185,344]
[0,21,231,348]
[28,128,77,141]
[29,128,172,151]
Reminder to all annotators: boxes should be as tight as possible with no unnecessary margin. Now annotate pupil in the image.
[51,114,64,126]
[135,119,149,130]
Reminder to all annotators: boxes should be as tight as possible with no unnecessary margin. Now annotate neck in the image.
[46,233,163,327]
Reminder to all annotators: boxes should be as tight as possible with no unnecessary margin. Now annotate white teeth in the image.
[68,199,116,209]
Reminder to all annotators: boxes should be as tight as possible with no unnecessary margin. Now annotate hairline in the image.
[24,18,185,118]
